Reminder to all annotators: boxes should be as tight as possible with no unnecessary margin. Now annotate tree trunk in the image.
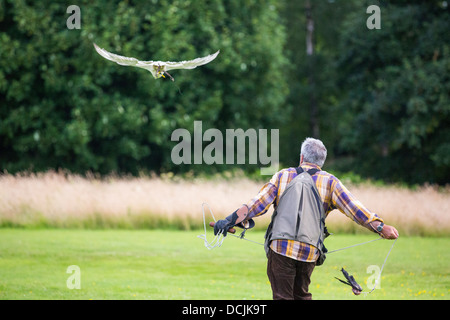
[305,0,320,138]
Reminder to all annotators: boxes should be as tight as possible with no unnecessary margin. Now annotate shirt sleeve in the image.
[331,178,384,232]
[245,170,282,219]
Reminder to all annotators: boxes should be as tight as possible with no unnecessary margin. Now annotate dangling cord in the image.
[197,203,264,248]
[327,237,384,254]
[173,82,183,95]
[230,232,264,246]
[162,72,183,95]
[328,236,398,294]
[197,203,225,250]
[363,237,398,295]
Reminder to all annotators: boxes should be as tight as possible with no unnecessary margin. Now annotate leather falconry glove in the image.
[213,210,239,237]
[213,206,254,237]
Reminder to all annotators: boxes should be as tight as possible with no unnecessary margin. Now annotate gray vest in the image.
[264,167,327,265]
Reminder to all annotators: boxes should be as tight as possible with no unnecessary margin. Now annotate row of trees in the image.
[1,0,449,184]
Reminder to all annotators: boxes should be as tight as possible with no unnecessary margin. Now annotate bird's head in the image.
[151,65,174,81]
[153,65,166,79]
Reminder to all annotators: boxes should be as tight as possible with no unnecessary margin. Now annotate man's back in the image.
[245,162,384,262]
[213,137,398,300]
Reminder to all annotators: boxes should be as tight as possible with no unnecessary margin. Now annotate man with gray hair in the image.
[214,137,398,300]
[301,137,327,167]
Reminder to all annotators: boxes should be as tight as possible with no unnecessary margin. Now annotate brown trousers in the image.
[266,249,316,300]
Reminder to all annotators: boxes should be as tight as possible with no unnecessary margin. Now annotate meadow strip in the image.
[0,171,448,235]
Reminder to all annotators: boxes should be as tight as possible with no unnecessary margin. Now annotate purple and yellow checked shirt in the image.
[246,162,384,263]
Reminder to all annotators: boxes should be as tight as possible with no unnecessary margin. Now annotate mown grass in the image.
[0,229,448,300]
[1,171,448,300]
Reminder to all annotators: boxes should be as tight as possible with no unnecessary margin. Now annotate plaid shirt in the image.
[246,162,383,262]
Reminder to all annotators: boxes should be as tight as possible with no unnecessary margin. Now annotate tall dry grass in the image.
[0,171,448,236]
[325,183,450,236]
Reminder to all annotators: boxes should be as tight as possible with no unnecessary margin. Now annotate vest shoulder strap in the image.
[295,166,320,176]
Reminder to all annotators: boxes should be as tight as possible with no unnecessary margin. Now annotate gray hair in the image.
[300,138,327,167]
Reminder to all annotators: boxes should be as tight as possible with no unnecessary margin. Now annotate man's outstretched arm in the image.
[331,178,398,239]
[213,170,283,236]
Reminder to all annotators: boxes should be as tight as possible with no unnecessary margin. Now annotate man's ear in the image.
[300,154,304,165]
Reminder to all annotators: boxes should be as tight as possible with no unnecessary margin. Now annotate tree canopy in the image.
[335,0,450,184]
[1,0,449,184]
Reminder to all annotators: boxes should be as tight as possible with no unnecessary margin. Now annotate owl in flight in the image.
[93,43,219,81]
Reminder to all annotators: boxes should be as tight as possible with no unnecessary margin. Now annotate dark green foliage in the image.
[278,0,362,167]
[336,1,450,184]
[0,0,449,184]
[0,0,288,175]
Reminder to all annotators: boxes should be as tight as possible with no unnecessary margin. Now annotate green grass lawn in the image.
[0,228,448,300]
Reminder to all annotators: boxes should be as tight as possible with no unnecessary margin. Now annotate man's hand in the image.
[381,225,399,239]
[369,221,399,239]
[213,210,239,237]
[213,206,250,237]
[213,218,234,237]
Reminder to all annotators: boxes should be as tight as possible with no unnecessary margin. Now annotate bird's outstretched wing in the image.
[164,50,220,71]
[93,43,219,80]
[93,43,144,67]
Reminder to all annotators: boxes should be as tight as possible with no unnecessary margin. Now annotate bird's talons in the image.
[164,71,175,81]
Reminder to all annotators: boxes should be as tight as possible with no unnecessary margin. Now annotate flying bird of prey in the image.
[93,43,219,81]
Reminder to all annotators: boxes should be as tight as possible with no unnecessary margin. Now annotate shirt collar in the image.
[300,162,322,171]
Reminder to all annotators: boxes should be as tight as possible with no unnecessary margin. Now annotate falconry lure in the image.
[93,43,220,81]
[335,268,363,295]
